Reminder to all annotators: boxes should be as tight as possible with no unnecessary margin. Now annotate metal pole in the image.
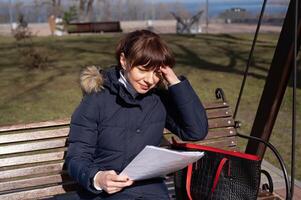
[291,0,298,197]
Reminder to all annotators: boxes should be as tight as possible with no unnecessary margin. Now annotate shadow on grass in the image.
[174,43,268,80]
[173,37,301,89]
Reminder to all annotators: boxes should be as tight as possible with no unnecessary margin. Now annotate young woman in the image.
[65,30,208,200]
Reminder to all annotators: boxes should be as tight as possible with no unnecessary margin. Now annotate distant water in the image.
[181,1,288,17]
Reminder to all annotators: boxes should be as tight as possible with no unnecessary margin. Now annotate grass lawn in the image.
[0,33,300,180]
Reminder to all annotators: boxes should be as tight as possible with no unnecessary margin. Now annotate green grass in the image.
[0,33,300,180]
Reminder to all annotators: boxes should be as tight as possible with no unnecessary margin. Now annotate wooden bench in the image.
[67,21,122,34]
[0,89,278,200]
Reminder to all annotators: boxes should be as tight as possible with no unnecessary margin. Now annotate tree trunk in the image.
[79,0,86,21]
[86,0,94,21]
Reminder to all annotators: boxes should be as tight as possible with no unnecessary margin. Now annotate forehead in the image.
[129,51,168,70]
[136,64,161,71]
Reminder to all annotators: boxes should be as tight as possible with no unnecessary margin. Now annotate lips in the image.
[139,84,150,90]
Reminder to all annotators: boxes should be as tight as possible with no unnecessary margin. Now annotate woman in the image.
[65,30,208,200]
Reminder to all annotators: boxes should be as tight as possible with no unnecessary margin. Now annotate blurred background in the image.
[0,0,300,194]
[0,0,289,35]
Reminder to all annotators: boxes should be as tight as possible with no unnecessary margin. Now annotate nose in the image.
[144,71,155,85]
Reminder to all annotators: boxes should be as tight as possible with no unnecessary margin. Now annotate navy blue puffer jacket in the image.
[65,66,208,199]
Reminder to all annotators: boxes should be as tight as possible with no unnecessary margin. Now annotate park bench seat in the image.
[0,92,279,200]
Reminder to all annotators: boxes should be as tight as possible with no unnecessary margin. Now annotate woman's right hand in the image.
[94,170,134,194]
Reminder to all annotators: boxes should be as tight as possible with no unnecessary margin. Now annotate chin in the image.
[137,89,149,94]
[135,86,152,94]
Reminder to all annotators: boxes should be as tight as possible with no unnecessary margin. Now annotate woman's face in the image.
[124,65,162,94]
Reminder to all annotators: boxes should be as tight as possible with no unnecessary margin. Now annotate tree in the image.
[63,5,78,24]
[79,0,95,22]
[50,0,62,17]
[36,0,62,18]
[0,2,10,23]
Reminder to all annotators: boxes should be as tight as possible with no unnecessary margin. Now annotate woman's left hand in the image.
[159,66,180,86]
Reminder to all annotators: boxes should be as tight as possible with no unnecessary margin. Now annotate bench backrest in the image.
[67,21,122,33]
[0,99,236,200]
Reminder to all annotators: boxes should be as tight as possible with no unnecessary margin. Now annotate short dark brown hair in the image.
[115,30,175,69]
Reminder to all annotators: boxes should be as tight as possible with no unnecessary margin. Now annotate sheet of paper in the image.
[120,145,204,181]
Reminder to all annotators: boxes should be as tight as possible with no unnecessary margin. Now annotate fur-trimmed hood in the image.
[80,66,105,94]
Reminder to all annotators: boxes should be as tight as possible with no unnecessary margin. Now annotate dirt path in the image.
[206,23,281,33]
[0,21,281,36]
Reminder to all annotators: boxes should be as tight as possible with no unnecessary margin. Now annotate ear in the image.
[120,53,127,70]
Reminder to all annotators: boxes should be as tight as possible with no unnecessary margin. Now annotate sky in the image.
[148,0,288,3]
[1,0,289,2]
[150,0,261,2]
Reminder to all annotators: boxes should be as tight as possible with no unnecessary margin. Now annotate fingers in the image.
[105,180,133,194]
[159,65,170,74]
[111,174,129,182]
[106,187,122,194]
[159,66,180,86]
[106,177,133,188]
[95,170,134,194]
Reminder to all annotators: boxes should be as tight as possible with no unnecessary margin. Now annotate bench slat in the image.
[0,128,69,144]
[205,127,236,139]
[197,136,236,148]
[0,138,67,155]
[0,161,64,180]
[0,119,70,133]
[206,107,232,119]
[0,150,65,168]
[0,183,79,200]
[0,174,72,192]
[164,127,236,140]
[203,101,229,109]
[170,136,236,149]
[208,117,234,129]
[164,117,235,131]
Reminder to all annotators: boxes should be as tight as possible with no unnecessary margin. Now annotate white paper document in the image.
[120,145,204,181]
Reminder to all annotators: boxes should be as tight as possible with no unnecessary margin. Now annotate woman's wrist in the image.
[168,77,181,86]
[93,171,104,191]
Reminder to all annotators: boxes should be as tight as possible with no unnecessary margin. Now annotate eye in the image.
[155,70,162,78]
[137,66,148,72]
[154,68,161,74]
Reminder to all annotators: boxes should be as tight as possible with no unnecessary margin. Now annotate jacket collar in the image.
[103,66,153,106]
[118,70,138,98]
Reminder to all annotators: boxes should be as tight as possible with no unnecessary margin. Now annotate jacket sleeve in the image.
[65,93,104,194]
[162,76,208,141]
